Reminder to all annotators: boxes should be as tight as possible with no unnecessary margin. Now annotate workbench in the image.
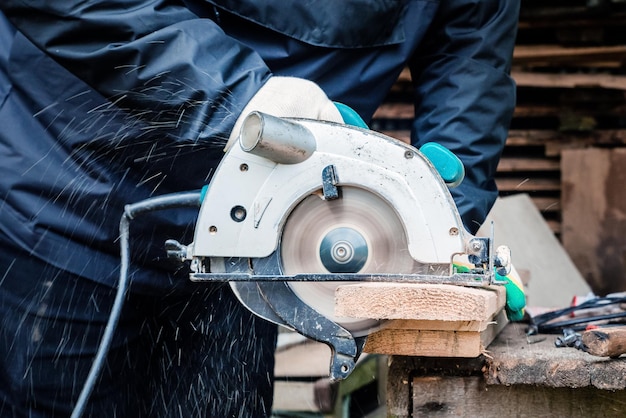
[387,323,626,418]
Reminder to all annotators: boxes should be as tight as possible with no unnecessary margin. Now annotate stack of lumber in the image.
[508,0,626,239]
[513,1,626,294]
[371,0,626,239]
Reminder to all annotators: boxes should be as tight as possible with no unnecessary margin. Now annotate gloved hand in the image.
[497,265,526,321]
[225,76,344,151]
[453,258,526,322]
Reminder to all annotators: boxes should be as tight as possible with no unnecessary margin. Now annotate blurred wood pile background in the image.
[372,0,626,294]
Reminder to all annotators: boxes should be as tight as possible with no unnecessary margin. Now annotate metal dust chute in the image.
[174,111,511,381]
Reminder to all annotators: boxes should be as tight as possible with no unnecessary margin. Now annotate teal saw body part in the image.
[170,112,514,381]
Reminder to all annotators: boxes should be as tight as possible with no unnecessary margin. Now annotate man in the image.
[0,1,520,416]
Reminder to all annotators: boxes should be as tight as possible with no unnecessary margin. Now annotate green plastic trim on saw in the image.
[453,263,526,322]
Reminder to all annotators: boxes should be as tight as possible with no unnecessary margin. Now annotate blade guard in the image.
[192,112,471,264]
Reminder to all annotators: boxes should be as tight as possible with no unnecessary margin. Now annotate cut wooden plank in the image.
[495,177,561,192]
[518,6,606,20]
[497,157,560,172]
[363,309,508,358]
[513,70,626,90]
[379,129,626,158]
[517,16,626,29]
[478,194,591,308]
[335,283,507,357]
[274,339,331,379]
[375,101,624,124]
[506,129,567,147]
[513,45,626,65]
[335,283,504,323]
[561,148,626,295]
[515,103,626,118]
[513,104,562,117]
[273,381,320,413]
[377,318,488,333]
[364,329,484,358]
[506,130,626,153]
[372,103,414,119]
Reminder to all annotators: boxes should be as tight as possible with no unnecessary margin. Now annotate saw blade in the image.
[280,186,422,336]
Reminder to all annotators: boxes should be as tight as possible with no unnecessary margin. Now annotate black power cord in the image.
[527,295,626,336]
[70,191,202,418]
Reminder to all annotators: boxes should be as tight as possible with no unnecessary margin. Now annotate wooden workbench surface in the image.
[387,323,626,417]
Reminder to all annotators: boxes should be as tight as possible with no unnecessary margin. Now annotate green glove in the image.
[497,268,526,321]
[453,262,526,322]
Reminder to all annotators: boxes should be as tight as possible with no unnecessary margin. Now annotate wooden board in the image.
[561,148,626,295]
[513,45,626,66]
[335,283,507,357]
[361,311,507,358]
[273,381,320,413]
[274,338,332,379]
[513,70,626,90]
[478,194,591,308]
[335,283,505,322]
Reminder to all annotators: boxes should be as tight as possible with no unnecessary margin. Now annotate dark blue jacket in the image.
[0,0,519,291]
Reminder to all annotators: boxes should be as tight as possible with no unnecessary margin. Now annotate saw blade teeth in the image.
[280,186,422,336]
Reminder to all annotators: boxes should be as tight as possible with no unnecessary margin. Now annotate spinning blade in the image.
[281,186,422,336]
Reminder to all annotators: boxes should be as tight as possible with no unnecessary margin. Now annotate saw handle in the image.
[419,142,465,187]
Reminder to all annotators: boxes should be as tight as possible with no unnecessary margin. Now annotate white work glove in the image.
[225,76,344,151]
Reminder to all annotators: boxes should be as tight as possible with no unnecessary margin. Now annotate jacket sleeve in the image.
[408,0,520,233]
[0,0,271,145]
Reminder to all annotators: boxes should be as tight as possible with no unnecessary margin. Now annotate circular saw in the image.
[183,112,510,380]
